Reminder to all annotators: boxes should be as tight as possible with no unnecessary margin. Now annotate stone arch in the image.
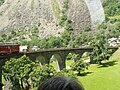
[49,55,58,71]
[80,52,91,63]
[73,51,85,62]
[50,53,65,71]
[66,51,76,69]
[36,55,46,65]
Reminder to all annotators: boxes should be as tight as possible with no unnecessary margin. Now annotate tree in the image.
[39,38,49,49]
[70,54,89,75]
[55,68,76,78]
[61,31,71,46]
[3,56,56,90]
[90,30,111,64]
[3,55,35,90]
[98,22,107,30]
[103,0,120,16]
[47,37,63,48]
[64,19,73,31]
[30,64,56,89]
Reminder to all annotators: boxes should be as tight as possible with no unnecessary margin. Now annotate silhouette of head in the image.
[38,76,84,90]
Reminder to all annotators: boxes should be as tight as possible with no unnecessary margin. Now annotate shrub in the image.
[71,58,89,75]
[67,54,90,75]
[30,64,56,88]
[2,55,35,90]
[90,30,111,64]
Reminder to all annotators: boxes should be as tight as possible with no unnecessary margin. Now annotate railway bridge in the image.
[0,46,118,89]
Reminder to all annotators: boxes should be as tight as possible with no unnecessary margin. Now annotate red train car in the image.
[0,43,20,53]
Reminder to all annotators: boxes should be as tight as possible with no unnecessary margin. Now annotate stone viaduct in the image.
[0,47,118,89]
[26,47,93,70]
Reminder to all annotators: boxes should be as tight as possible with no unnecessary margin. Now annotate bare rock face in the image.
[0,0,64,38]
[0,0,105,38]
[68,0,91,31]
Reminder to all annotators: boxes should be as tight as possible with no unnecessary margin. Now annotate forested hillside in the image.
[103,0,120,16]
[100,0,120,38]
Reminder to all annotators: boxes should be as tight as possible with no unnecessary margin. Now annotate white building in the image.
[19,45,28,52]
[31,46,39,51]
[108,37,119,47]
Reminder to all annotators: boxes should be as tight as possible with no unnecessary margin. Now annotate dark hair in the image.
[38,76,84,90]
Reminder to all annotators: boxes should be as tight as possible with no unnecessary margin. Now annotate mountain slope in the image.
[0,0,105,38]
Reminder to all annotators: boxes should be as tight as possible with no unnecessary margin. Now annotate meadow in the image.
[50,48,120,90]
[78,48,120,90]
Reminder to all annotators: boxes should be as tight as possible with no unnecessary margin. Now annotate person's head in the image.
[38,76,84,90]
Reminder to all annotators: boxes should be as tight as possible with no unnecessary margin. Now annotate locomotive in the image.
[0,43,20,53]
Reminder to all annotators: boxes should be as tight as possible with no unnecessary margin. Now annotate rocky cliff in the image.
[0,0,105,38]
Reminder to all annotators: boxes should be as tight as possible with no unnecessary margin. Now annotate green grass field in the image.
[78,48,120,90]
[2,48,120,90]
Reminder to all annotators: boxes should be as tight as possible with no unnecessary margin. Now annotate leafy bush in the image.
[90,30,111,64]
[71,58,89,75]
[3,55,35,90]
[59,14,67,26]
[2,56,56,89]
[65,19,73,31]
[55,68,76,78]
[47,37,63,48]
[67,54,90,75]
[84,26,92,32]
[98,22,107,30]
[103,0,120,16]
[73,31,93,47]
[30,64,56,88]
[61,31,72,46]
